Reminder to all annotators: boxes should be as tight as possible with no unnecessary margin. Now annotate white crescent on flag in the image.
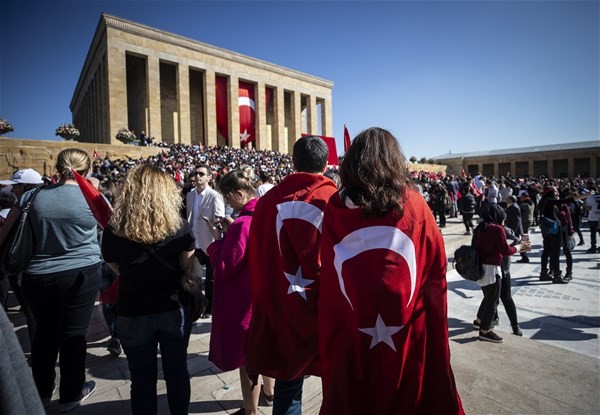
[333,226,417,310]
[276,201,324,299]
[238,96,255,111]
[275,201,324,254]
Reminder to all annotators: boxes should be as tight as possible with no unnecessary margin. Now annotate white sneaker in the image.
[59,380,96,413]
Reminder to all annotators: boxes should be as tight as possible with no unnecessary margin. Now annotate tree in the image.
[409,156,417,163]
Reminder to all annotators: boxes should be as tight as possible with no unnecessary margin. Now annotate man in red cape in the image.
[245,136,337,413]
[318,176,464,414]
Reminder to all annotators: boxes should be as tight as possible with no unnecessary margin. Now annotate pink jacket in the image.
[207,198,257,371]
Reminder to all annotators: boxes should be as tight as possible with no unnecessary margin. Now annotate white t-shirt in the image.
[585,193,600,221]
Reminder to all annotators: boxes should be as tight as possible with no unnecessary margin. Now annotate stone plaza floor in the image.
[6,216,600,414]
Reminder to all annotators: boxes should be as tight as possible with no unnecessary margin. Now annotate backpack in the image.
[453,244,483,281]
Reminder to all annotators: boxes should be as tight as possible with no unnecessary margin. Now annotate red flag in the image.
[461,168,466,178]
[343,125,351,153]
[215,76,229,142]
[245,173,338,380]
[71,169,112,229]
[92,150,99,159]
[302,134,339,166]
[318,189,464,414]
[239,81,256,144]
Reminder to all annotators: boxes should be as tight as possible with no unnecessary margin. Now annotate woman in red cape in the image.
[318,128,464,414]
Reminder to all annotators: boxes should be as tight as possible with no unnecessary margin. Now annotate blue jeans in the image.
[273,377,304,415]
[118,306,192,415]
[22,263,101,403]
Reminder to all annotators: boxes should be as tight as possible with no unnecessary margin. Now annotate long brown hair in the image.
[340,127,410,217]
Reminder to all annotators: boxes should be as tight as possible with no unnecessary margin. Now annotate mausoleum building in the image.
[71,13,334,153]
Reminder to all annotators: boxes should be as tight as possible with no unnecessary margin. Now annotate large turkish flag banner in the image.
[215,76,229,142]
[301,134,339,166]
[239,81,256,144]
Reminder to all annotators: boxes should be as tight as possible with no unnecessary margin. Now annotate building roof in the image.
[433,140,600,160]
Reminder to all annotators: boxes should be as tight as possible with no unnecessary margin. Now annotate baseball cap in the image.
[0,168,44,185]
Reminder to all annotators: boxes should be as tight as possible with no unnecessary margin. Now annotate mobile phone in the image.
[522,234,529,242]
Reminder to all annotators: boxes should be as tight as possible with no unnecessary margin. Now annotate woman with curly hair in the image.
[318,127,464,414]
[101,164,195,415]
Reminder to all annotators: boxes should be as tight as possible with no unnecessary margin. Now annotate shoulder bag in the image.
[2,187,44,275]
[143,244,208,321]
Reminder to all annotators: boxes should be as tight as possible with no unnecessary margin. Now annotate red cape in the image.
[245,173,337,380]
[318,188,464,414]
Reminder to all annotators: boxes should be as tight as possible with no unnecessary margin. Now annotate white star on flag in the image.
[358,314,403,351]
[284,267,314,301]
[240,129,251,142]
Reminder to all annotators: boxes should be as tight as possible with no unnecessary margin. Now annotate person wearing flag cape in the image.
[245,136,338,414]
[318,128,464,414]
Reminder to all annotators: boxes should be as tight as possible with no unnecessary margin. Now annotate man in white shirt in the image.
[584,181,600,254]
[186,164,224,318]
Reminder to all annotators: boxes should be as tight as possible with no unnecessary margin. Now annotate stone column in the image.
[548,159,554,177]
[567,158,574,178]
[322,97,333,137]
[591,156,598,178]
[273,86,286,153]
[510,161,516,178]
[147,56,162,143]
[493,162,499,178]
[255,81,269,151]
[308,95,318,135]
[289,90,302,153]
[228,75,240,148]
[177,63,191,145]
[203,69,217,147]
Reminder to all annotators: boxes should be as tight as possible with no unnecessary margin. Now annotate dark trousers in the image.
[560,231,573,273]
[477,276,500,331]
[590,221,599,248]
[273,377,304,415]
[462,212,474,232]
[194,249,213,314]
[118,306,192,415]
[0,272,36,346]
[498,270,518,327]
[541,232,561,275]
[22,263,101,403]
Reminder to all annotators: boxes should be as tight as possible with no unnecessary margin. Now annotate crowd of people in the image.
[0,135,598,414]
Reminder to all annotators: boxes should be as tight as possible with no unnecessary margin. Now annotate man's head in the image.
[195,164,212,190]
[507,195,517,206]
[292,136,328,174]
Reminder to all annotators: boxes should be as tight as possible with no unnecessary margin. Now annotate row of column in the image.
[142,57,332,152]
[467,156,598,178]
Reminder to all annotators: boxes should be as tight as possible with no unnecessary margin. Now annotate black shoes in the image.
[552,271,569,284]
[512,325,523,336]
[516,258,529,263]
[473,318,498,330]
[539,272,553,281]
[586,247,599,254]
[479,330,503,343]
[107,338,122,357]
[59,381,96,413]
[200,312,212,319]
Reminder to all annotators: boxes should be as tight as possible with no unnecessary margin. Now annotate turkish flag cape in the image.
[343,125,351,153]
[318,188,464,414]
[245,173,337,380]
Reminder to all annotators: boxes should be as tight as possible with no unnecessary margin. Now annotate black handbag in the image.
[3,187,43,275]
[143,245,208,321]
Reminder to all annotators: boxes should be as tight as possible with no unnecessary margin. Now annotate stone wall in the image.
[0,138,163,177]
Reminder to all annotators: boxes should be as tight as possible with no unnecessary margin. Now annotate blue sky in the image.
[0,0,598,159]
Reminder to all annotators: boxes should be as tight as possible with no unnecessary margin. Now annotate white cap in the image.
[518,189,528,197]
[0,168,44,185]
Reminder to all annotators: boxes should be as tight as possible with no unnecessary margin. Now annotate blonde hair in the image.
[219,165,255,197]
[56,148,91,180]
[110,164,183,244]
